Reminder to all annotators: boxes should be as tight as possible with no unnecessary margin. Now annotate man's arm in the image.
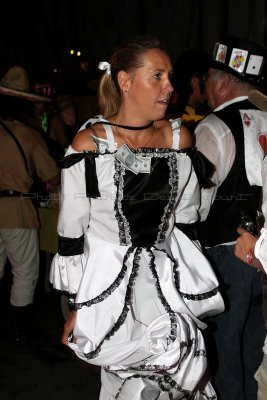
[194,119,235,220]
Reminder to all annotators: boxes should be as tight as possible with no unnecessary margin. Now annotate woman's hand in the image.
[235,227,263,271]
[61,310,77,346]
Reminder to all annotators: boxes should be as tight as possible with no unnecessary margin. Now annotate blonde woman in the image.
[50,36,224,399]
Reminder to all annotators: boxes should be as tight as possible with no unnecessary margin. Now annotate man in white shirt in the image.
[194,36,267,400]
[235,89,267,400]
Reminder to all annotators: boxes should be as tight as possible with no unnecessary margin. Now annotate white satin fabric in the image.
[62,230,223,399]
[50,121,224,399]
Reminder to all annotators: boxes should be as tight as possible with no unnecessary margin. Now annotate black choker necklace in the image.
[90,120,154,130]
[113,121,153,130]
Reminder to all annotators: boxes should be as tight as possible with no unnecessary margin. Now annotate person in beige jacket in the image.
[0,66,60,344]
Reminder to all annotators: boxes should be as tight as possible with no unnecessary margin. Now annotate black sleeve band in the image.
[58,234,84,256]
[175,222,198,241]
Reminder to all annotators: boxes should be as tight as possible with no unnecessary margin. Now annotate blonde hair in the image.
[98,36,167,118]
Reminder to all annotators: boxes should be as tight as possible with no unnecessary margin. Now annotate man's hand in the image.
[235,227,263,271]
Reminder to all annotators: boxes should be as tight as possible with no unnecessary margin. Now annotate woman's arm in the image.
[61,310,77,346]
[49,145,91,295]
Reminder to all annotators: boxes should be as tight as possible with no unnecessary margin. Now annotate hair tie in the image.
[98,61,111,76]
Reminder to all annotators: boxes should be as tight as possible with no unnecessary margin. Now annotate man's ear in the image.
[117,70,131,93]
[217,72,230,93]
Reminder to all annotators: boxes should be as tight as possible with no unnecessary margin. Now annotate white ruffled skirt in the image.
[51,228,224,399]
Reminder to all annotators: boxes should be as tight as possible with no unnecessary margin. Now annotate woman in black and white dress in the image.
[50,36,224,400]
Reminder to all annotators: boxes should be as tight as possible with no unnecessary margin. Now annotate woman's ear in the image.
[117,70,131,94]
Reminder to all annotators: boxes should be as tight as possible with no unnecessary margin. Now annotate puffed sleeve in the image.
[172,155,200,242]
[50,146,91,295]
[175,156,200,225]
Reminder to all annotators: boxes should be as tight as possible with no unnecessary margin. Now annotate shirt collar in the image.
[214,96,248,112]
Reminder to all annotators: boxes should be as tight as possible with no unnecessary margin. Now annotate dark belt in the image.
[0,190,28,198]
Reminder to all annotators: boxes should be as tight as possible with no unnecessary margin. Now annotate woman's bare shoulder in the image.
[156,118,171,130]
[71,128,96,151]
[179,124,192,149]
[156,118,192,149]
[71,122,108,151]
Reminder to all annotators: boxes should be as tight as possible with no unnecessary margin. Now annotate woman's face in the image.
[126,49,173,120]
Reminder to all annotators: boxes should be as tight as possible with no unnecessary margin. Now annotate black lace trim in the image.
[163,373,192,398]
[84,247,141,359]
[81,246,179,359]
[179,287,221,301]
[105,338,199,374]
[61,148,191,161]
[156,154,179,244]
[112,374,163,400]
[104,337,208,399]
[66,244,219,316]
[195,349,207,357]
[148,248,177,343]
[158,246,221,302]
[114,159,131,246]
[155,247,180,292]
[113,151,181,247]
[121,147,191,155]
[73,246,133,310]
[111,371,193,399]
[68,243,215,399]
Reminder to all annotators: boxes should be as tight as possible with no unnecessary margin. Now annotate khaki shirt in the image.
[0,120,59,228]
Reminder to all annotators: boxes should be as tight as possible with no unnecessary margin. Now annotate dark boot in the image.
[9,304,34,345]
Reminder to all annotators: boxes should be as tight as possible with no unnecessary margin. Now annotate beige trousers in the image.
[0,228,39,306]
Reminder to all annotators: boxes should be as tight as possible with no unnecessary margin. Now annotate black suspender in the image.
[0,119,29,173]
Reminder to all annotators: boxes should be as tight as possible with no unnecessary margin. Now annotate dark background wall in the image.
[0,0,266,94]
